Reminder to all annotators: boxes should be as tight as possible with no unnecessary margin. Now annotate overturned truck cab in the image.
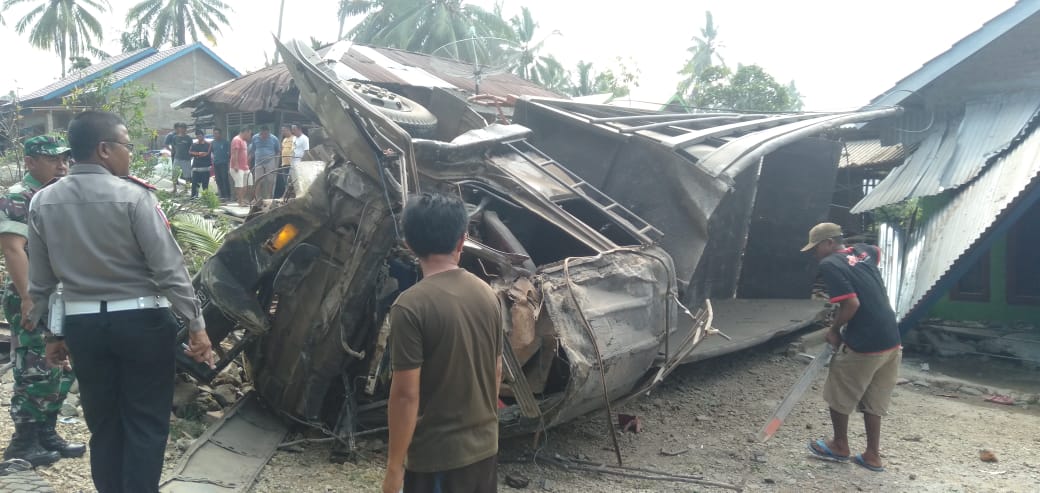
[182,40,710,452]
[181,39,902,454]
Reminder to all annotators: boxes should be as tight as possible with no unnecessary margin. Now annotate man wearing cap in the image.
[0,135,84,466]
[26,111,215,492]
[802,223,901,473]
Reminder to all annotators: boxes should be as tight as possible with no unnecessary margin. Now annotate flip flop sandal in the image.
[807,438,850,462]
[853,454,885,472]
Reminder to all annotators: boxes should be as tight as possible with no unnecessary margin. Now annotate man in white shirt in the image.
[291,125,309,167]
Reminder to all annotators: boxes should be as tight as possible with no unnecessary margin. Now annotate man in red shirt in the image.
[229,128,252,205]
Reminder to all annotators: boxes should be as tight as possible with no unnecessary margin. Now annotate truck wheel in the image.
[299,83,438,138]
[0,470,56,492]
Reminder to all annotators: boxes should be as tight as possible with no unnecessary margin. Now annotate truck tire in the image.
[299,83,438,138]
[0,471,56,492]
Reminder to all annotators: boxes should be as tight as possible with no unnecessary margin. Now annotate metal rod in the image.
[563,256,624,467]
[538,456,743,491]
[619,115,762,133]
[588,112,740,124]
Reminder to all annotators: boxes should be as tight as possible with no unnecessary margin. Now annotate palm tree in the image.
[124,0,232,48]
[3,0,109,78]
[530,54,571,95]
[677,10,726,100]
[341,0,511,55]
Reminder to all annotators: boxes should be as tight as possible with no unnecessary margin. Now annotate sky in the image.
[0,0,1019,110]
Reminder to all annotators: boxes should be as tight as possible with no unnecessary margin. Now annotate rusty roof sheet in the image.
[180,63,294,113]
[852,90,1040,212]
[175,43,560,112]
[839,139,906,168]
[892,114,1040,324]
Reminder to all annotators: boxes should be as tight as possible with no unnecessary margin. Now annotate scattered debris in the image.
[896,378,911,385]
[618,414,642,433]
[912,380,931,388]
[540,478,554,491]
[537,454,742,491]
[935,393,959,399]
[752,451,768,463]
[901,435,924,442]
[659,446,691,457]
[980,450,999,463]
[764,478,776,484]
[909,474,917,480]
[504,474,530,489]
[694,415,713,423]
[920,363,930,372]
[985,395,1015,406]
[59,402,79,417]
[960,386,985,396]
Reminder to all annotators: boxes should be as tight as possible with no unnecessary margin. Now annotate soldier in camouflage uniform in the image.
[0,136,85,466]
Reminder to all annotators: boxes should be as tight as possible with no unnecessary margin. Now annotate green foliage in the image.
[169,212,231,274]
[62,75,154,140]
[677,11,803,112]
[873,198,921,232]
[124,0,232,48]
[569,58,640,99]
[0,93,25,175]
[342,0,511,57]
[69,56,92,70]
[677,10,725,97]
[199,188,220,209]
[2,0,109,77]
[120,27,152,52]
[687,64,802,112]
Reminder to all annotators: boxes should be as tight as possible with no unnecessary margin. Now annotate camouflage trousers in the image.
[3,289,74,424]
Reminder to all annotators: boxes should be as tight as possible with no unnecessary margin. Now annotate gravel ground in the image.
[250,336,1040,493]
[3,333,1038,492]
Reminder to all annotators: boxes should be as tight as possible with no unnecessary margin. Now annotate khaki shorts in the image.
[823,346,902,416]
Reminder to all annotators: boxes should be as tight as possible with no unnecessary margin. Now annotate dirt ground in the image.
[3,332,1039,492]
[250,335,1040,493]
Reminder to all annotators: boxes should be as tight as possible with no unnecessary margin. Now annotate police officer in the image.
[0,135,85,466]
[25,111,215,493]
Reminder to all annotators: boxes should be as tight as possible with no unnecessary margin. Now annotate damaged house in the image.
[171,42,560,136]
[851,0,1040,363]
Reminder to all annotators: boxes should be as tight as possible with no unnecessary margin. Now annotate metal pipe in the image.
[588,112,740,124]
[619,114,764,133]
[482,210,537,271]
[717,106,905,181]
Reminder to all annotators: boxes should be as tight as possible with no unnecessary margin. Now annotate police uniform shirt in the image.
[26,164,205,332]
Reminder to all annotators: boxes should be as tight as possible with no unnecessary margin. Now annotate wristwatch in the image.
[43,331,64,343]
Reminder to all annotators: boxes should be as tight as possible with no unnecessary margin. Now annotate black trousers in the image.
[65,308,178,493]
[213,161,231,199]
[190,168,210,198]
[273,166,288,199]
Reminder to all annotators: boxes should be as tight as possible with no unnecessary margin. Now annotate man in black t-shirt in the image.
[802,223,901,473]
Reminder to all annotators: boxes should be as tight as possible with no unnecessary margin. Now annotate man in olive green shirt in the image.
[383,193,502,493]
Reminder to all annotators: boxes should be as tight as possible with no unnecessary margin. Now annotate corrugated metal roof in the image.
[174,43,560,112]
[892,115,1040,322]
[15,48,154,103]
[866,0,1040,110]
[106,43,239,89]
[839,139,906,168]
[852,91,1040,212]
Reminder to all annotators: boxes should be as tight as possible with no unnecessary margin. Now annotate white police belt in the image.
[65,296,170,316]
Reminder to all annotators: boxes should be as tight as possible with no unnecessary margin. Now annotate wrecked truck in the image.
[180,39,901,453]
